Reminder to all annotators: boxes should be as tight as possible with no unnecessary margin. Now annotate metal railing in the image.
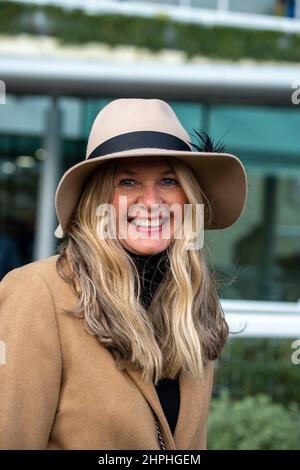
[6,0,300,33]
[222,298,300,338]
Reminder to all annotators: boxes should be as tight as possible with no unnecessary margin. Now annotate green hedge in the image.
[1,1,300,62]
[213,338,300,405]
[208,390,300,450]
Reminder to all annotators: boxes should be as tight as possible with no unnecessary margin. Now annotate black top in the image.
[125,247,180,435]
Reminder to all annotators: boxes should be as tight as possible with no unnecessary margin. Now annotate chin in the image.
[124,239,171,255]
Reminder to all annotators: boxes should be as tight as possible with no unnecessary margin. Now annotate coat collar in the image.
[125,366,206,450]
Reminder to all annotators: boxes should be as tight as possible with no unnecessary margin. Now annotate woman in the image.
[0,98,248,450]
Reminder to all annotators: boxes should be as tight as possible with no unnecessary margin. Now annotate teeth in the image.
[129,218,163,227]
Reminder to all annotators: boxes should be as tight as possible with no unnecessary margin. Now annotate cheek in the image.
[172,191,188,219]
[168,189,188,206]
[111,191,134,218]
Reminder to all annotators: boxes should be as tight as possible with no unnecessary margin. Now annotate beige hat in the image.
[54,98,248,238]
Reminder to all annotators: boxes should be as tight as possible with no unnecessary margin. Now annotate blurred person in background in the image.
[274,0,296,17]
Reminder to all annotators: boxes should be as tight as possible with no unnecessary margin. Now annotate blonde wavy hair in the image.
[56,156,229,385]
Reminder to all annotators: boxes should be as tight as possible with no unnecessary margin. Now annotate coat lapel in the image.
[125,366,204,450]
[173,371,206,449]
[125,366,176,450]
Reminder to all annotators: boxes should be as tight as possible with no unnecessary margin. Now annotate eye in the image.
[117,177,178,187]
[161,178,178,186]
[118,178,136,187]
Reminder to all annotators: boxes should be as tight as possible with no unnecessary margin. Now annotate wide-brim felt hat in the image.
[54,98,248,238]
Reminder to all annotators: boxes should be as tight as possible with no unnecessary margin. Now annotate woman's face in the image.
[111,156,188,255]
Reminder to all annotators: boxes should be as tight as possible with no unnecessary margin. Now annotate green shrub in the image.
[1,1,300,63]
[213,338,300,404]
[208,390,300,450]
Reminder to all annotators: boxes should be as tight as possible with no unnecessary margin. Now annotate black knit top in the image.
[124,247,180,435]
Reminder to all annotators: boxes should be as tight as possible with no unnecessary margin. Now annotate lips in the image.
[127,216,165,221]
[126,215,171,235]
[127,216,167,226]
[128,218,166,227]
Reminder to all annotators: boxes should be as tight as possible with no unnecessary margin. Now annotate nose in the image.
[136,184,164,214]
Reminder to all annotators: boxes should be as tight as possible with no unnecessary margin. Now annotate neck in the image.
[124,247,169,267]
[124,247,169,309]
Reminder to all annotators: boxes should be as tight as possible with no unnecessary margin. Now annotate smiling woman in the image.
[0,98,247,450]
[111,156,188,255]
[55,151,227,381]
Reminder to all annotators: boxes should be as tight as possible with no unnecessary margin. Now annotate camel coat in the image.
[0,255,214,450]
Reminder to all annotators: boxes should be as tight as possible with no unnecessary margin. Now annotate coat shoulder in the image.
[1,254,59,280]
[11,254,60,277]
[0,254,78,338]
[0,254,73,303]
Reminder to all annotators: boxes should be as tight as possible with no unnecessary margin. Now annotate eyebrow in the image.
[116,169,176,177]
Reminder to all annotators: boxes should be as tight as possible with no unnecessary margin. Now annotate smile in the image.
[127,217,168,232]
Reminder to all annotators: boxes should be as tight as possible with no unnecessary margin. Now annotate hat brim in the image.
[54,147,248,238]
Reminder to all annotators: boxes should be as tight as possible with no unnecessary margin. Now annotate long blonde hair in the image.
[56,156,229,385]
